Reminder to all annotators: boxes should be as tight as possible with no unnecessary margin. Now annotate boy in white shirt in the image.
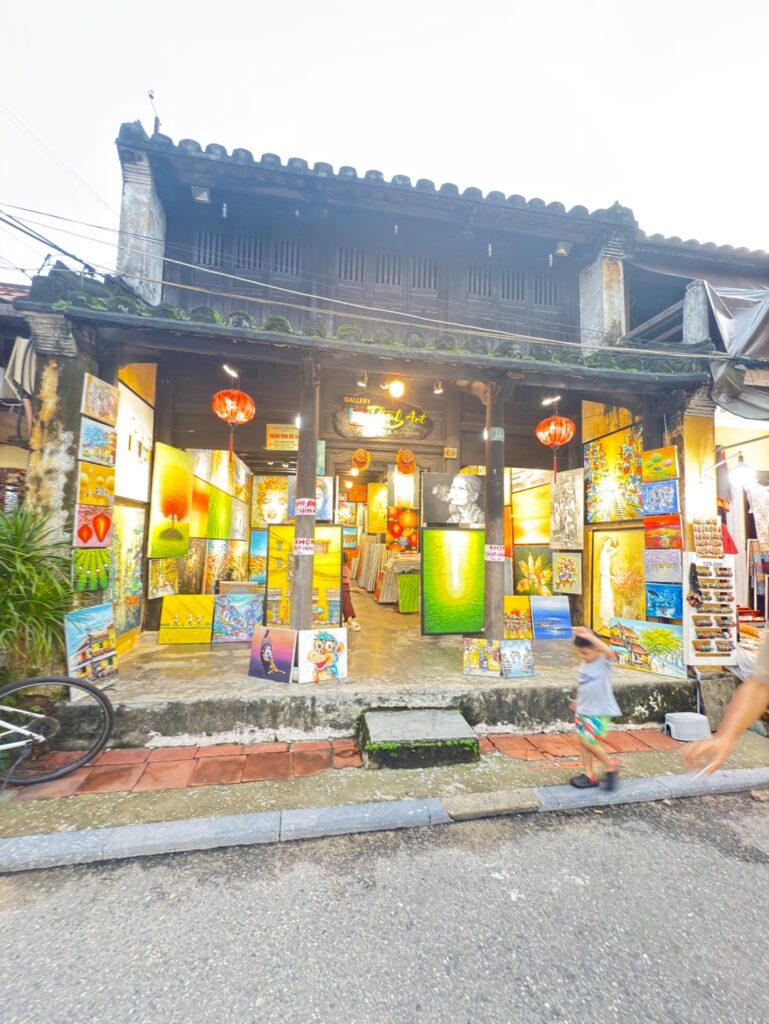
[570,626,622,790]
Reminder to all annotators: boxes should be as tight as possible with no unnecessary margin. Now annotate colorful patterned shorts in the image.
[575,714,611,747]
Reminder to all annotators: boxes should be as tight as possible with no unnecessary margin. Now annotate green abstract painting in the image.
[421,528,485,635]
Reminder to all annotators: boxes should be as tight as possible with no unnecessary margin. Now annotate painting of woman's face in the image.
[262,487,287,524]
[448,476,473,506]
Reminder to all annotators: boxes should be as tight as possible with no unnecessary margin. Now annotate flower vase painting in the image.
[591,528,645,636]
[148,443,194,558]
[552,551,582,595]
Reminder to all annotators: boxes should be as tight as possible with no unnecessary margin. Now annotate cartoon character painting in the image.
[298,627,349,684]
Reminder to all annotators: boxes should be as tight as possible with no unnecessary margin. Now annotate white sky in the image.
[1,0,768,286]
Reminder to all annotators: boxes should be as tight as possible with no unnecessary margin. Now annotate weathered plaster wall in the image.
[117,150,166,306]
[579,255,627,345]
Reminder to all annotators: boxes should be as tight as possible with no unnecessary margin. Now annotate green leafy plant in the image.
[263,316,293,334]
[0,507,74,682]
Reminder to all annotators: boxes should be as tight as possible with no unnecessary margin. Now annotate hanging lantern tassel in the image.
[535,415,576,480]
[211,389,256,452]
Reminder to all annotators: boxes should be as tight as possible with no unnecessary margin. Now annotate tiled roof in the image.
[0,282,29,302]
[637,230,768,261]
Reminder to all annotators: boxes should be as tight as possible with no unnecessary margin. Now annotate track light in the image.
[541,394,561,407]
[357,370,368,388]
[433,380,444,395]
[222,364,239,379]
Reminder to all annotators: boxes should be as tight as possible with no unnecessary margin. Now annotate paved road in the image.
[2,796,768,1024]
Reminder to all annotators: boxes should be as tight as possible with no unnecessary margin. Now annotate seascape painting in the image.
[645,583,683,619]
[530,595,572,639]
[512,484,551,546]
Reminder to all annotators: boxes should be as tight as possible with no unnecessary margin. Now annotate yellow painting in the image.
[266,525,342,627]
[582,401,633,444]
[190,477,211,538]
[584,424,643,523]
[158,595,215,644]
[512,483,551,545]
[367,482,388,534]
[78,461,115,508]
[251,476,291,528]
[590,527,645,636]
[503,596,533,639]
[148,443,195,558]
[210,449,235,496]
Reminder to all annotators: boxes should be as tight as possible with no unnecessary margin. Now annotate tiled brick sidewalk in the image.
[8,730,681,802]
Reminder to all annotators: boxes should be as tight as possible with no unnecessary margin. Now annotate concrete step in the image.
[358,709,480,769]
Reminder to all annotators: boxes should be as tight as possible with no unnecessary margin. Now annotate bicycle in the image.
[0,676,114,788]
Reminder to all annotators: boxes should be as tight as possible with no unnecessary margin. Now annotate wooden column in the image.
[483,380,505,640]
[290,357,320,631]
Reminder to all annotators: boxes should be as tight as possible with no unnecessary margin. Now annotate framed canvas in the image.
[74,504,113,549]
[64,603,117,686]
[422,473,485,527]
[249,626,297,683]
[228,539,249,580]
[641,446,680,483]
[641,480,680,517]
[158,594,215,645]
[513,545,553,597]
[462,638,501,676]
[552,551,582,595]
[148,558,178,599]
[503,595,533,639]
[645,583,683,619]
[109,504,145,636]
[81,373,119,426]
[421,528,485,635]
[78,417,116,468]
[335,500,358,527]
[591,527,645,636]
[210,449,235,495]
[213,594,264,643]
[187,448,212,484]
[73,548,111,593]
[644,514,683,549]
[509,468,552,492]
[189,478,211,539]
[609,617,686,678]
[207,486,233,541]
[230,498,249,541]
[251,475,291,528]
[204,539,230,594]
[114,383,154,503]
[367,482,388,534]
[233,455,251,504]
[147,443,194,558]
[530,595,572,639]
[248,529,268,584]
[500,639,535,678]
[550,469,584,550]
[177,538,207,595]
[643,549,682,583]
[297,627,349,683]
[265,525,343,627]
[512,483,551,545]
[342,527,358,549]
[584,423,643,523]
[78,461,115,508]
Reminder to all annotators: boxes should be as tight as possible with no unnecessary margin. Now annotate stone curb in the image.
[1,768,768,874]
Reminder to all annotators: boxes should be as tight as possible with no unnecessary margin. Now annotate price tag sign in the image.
[484,544,506,562]
[294,498,317,517]
[294,537,316,556]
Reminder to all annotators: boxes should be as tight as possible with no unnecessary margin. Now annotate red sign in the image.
[293,537,315,556]
[294,498,317,517]
[484,544,506,562]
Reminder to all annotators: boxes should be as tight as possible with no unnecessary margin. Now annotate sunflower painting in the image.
[513,545,553,597]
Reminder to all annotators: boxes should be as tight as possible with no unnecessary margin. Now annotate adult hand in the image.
[681,735,734,774]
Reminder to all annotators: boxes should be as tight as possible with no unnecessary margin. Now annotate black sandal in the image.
[570,773,599,789]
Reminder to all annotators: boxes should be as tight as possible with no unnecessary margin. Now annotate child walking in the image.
[570,626,621,790]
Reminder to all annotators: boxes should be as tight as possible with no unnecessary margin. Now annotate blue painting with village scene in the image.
[645,582,683,619]
[212,594,264,643]
[641,480,679,517]
[64,603,118,686]
[609,617,686,678]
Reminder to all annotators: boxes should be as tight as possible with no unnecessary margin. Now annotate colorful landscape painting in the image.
[249,626,297,683]
[609,617,686,678]
[552,551,582,595]
[550,469,584,550]
[584,423,643,523]
[644,514,684,550]
[204,539,230,594]
[78,417,116,467]
[212,594,264,643]
[228,539,249,580]
[513,545,553,597]
[248,529,268,583]
[643,549,682,583]
[462,638,501,676]
[177,538,207,594]
[114,383,154,503]
[73,548,111,593]
[81,373,119,426]
[503,595,533,639]
[500,639,535,678]
[646,583,683,619]
[74,504,113,549]
[148,443,194,558]
[148,558,178,599]
[265,525,343,627]
[641,446,680,483]
[421,529,485,635]
[109,504,145,636]
[642,480,680,517]
[77,461,115,507]
[64,603,117,686]
[512,483,551,546]
[342,527,358,549]
[530,595,572,638]
[297,627,349,683]
[189,478,211,538]
[158,595,215,645]
[591,528,645,635]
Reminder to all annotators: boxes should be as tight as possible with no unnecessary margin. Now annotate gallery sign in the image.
[266,424,299,451]
[333,393,434,442]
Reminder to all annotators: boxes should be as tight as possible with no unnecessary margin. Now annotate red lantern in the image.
[211,389,256,451]
[535,415,576,478]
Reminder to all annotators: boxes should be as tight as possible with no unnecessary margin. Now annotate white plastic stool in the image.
[664,712,712,741]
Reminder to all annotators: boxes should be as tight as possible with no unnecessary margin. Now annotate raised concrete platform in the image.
[359,709,479,769]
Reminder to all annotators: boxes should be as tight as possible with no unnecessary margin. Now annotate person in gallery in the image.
[570,627,622,790]
[440,474,484,526]
[598,536,619,626]
[342,551,362,631]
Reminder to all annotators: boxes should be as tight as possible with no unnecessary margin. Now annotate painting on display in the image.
[342,527,358,550]
[335,500,358,527]
[228,540,249,580]
[500,639,535,678]
[177,538,207,595]
[233,455,251,504]
[230,498,249,541]
[550,469,584,550]
[513,546,553,597]
[367,483,388,534]
[288,477,334,522]
[210,449,235,495]
[73,548,111,593]
[641,480,680,517]
[643,549,682,584]
[204,539,230,594]
[78,417,116,467]
[114,383,154,503]
[187,448,212,484]
[510,468,552,492]
[189,478,211,538]
[158,595,215,645]
[297,627,349,683]
[584,423,643,523]
[78,461,115,508]
[591,528,645,636]
[347,484,367,503]
[212,594,264,643]
[110,504,145,636]
[609,618,686,678]
[552,551,582,595]
[530,595,572,639]
[644,514,683,550]
[81,373,119,426]
[421,529,485,635]
[207,486,233,541]
[251,476,291,528]
[641,446,680,484]
[148,443,194,558]
[503,596,533,639]
[249,626,297,683]
[248,529,268,584]
[462,638,501,676]
[512,483,551,546]
[646,583,683,620]
[148,558,178,599]
[386,507,419,553]
[504,506,512,557]
[74,504,113,549]
[265,525,343,627]
[64,603,117,686]
[422,473,485,527]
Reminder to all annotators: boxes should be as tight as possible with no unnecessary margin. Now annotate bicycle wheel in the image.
[0,676,114,785]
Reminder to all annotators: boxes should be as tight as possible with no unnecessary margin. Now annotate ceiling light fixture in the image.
[433,380,444,395]
[191,186,211,203]
[350,467,359,477]
[541,394,561,407]
[388,378,405,399]
[344,479,353,490]
[553,241,573,257]
[294,415,301,429]
[357,370,368,388]
[222,363,239,379]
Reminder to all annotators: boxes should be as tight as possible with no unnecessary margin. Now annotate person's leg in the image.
[579,735,596,779]
[571,717,600,787]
